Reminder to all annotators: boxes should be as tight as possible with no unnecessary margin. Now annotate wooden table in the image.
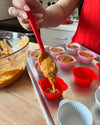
[0,42,47,125]
[0,42,99,125]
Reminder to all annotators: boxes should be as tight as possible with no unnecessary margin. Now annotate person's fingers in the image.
[18,17,29,23]
[17,17,32,31]
[12,0,41,11]
[9,0,46,30]
[8,7,28,19]
[35,13,43,19]
[37,19,44,28]
[12,0,27,10]
[22,23,32,31]
[18,15,44,30]
[33,13,43,23]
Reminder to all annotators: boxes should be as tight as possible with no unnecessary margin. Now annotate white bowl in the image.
[57,99,93,125]
[66,44,80,55]
[77,50,97,64]
[95,86,100,111]
[49,46,65,58]
[30,49,40,62]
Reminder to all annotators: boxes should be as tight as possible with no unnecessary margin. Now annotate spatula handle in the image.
[26,5,45,52]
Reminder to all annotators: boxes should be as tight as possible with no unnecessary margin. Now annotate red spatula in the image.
[26,5,58,88]
[26,5,45,52]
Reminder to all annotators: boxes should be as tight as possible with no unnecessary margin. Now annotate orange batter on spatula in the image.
[38,51,58,93]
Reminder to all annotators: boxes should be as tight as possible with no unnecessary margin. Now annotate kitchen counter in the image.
[0,42,47,125]
[40,22,78,46]
[48,22,78,32]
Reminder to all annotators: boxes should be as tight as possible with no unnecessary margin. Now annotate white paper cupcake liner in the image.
[57,99,93,125]
[95,86,100,111]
